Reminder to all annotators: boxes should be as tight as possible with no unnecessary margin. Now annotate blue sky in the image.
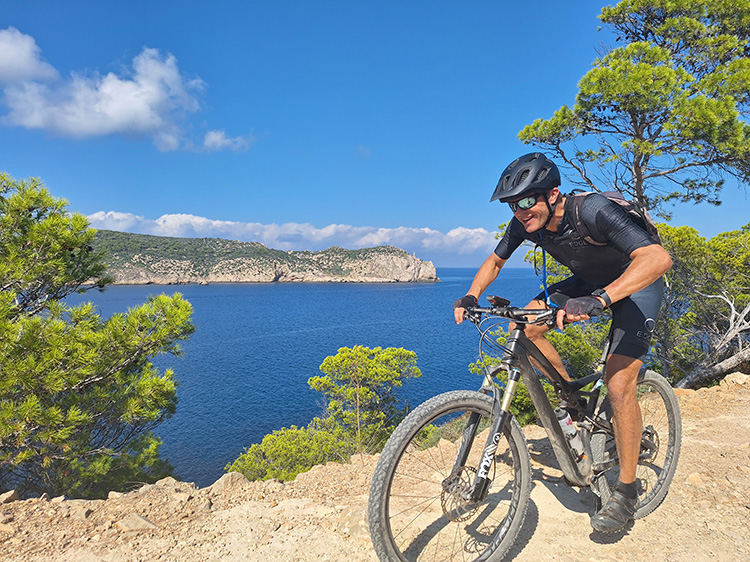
[1,1,748,267]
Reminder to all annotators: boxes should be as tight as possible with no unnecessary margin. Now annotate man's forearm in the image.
[466,253,506,299]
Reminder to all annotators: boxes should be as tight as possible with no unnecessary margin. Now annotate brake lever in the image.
[464,307,483,325]
[544,306,562,328]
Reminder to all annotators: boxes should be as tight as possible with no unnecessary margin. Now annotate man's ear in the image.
[547,187,561,205]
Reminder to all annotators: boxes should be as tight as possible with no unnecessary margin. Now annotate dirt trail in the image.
[1,375,749,562]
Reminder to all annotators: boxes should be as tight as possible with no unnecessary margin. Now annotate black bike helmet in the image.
[490,152,561,202]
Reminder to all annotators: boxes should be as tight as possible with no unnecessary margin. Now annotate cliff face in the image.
[94,231,438,284]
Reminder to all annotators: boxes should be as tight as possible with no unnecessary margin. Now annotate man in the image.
[453,152,672,533]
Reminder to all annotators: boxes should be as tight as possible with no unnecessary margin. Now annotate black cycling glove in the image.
[453,295,478,310]
[563,296,604,317]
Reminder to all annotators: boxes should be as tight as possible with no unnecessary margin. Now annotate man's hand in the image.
[453,295,478,325]
[556,295,605,329]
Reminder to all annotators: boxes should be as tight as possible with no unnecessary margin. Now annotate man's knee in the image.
[605,354,641,402]
[510,299,549,340]
[526,322,549,341]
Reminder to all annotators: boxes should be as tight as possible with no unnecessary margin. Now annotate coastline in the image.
[95,230,440,285]
[105,277,441,286]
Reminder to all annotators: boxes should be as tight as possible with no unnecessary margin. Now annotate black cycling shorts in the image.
[534,275,663,362]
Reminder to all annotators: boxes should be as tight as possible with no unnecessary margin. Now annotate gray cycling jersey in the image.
[494,192,657,286]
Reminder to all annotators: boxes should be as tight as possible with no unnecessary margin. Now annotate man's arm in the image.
[454,252,507,324]
[596,244,672,305]
[557,244,672,328]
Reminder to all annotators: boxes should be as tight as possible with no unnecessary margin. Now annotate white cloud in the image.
[87,211,498,259]
[0,27,247,152]
[0,27,58,83]
[203,129,254,152]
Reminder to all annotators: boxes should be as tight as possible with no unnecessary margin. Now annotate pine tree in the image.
[0,174,194,498]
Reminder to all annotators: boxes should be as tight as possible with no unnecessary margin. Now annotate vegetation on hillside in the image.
[0,174,194,498]
[94,230,286,276]
[93,230,422,282]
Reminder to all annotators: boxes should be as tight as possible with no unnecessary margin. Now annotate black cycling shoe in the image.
[590,490,637,533]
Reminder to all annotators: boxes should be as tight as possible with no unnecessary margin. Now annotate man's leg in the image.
[591,352,642,532]
[605,353,643,484]
[515,298,572,381]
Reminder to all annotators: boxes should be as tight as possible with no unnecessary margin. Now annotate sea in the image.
[67,267,541,487]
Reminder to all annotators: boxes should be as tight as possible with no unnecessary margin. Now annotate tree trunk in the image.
[676,347,750,388]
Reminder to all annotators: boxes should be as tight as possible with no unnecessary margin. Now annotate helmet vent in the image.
[515,169,530,186]
[535,168,549,182]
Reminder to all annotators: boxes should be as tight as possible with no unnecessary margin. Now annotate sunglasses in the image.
[508,193,543,212]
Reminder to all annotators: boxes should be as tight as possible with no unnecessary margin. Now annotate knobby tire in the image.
[368,390,531,562]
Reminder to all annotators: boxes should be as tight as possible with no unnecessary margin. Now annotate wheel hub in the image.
[441,467,482,522]
[640,425,660,464]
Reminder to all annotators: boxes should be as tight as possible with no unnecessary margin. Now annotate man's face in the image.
[508,190,554,233]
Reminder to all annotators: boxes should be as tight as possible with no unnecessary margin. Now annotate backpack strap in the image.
[570,190,661,245]
[568,192,607,246]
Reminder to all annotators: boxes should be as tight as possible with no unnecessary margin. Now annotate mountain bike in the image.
[368,296,682,562]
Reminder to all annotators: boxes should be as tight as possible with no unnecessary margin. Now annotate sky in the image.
[1,1,748,268]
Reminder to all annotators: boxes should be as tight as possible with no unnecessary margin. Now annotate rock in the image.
[97,232,439,285]
[335,507,368,538]
[155,476,179,488]
[117,513,159,532]
[698,385,723,393]
[172,491,192,503]
[72,506,93,520]
[196,498,213,512]
[687,472,704,485]
[674,388,695,397]
[108,491,125,500]
[65,499,89,507]
[0,490,19,504]
[720,372,750,388]
[208,472,250,493]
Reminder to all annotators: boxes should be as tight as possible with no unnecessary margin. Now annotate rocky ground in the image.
[1,374,749,562]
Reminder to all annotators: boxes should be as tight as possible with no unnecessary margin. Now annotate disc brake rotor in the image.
[441,466,481,522]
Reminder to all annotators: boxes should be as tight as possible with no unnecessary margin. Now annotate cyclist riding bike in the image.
[453,152,673,533]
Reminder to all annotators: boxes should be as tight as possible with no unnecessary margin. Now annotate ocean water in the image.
[67,267,540,486]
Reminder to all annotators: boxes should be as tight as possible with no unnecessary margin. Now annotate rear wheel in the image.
[590,369,682,518]
[368,390,531,562]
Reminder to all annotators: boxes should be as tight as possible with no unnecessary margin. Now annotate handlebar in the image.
[464,295,558,327]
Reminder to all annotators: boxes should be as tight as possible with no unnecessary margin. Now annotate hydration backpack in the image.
[569,190,661,246]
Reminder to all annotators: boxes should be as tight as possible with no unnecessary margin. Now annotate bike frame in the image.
[502,323,598,486]
[458,308,612,501]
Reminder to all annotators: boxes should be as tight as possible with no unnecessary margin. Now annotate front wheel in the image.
[368,390,531,562]
[590,369,682,518]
